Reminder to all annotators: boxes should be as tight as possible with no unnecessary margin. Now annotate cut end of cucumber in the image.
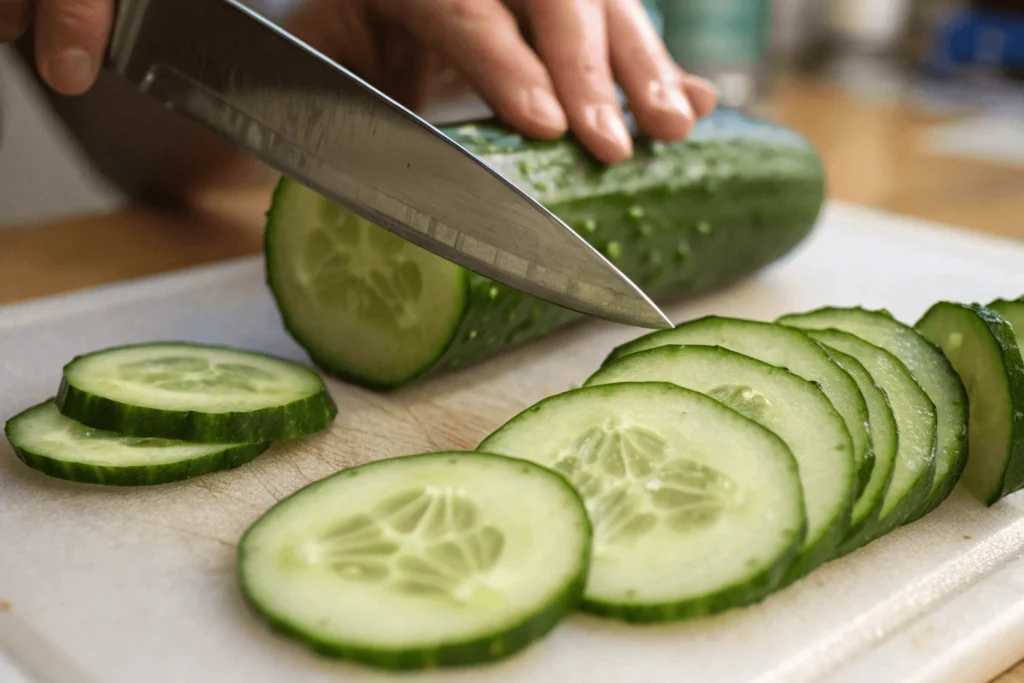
[266,180,467,388]
[238,451,589,668]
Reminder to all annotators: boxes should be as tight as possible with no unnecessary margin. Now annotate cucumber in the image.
[817,344,898,553]
[990,298,1024,342]
[801,329,934,537]
[584,347,854,580]
[604,316,875,496]
[916,303,1024,505]
[778,308,967,517]
[265,109,826,389]
[56,342,337,443]
[5,400,271,486]
[479,382,805,621]
[238,451,590,669]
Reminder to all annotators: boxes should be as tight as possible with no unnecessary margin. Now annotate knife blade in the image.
[103,0,672,330]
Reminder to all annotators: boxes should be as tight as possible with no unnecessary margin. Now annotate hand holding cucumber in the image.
[3,0,717,164]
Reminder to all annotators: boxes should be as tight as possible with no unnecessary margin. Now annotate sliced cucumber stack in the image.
[916,303,1024,505]
[604,316,875,498]
[5,401,271,486]
[480,382,805,621]
[990,298,1024,343]
[779,308,967,517]
[57,342,337,443]
[238,451,590,669]
[802,329,936,535]
[585,347,853,580]
[817,344,898,552]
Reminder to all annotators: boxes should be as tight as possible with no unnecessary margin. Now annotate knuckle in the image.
[45,0,109,32]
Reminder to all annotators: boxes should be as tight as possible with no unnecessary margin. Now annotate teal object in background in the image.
[642,0,665,37]
[654,0,772,108]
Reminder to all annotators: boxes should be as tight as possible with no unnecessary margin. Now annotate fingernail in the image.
[587,105,632,159]
[649,79,694,120]
[47,48,95,95]
[527,88,568,135]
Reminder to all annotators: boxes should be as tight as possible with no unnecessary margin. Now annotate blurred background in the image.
[0,0,1022,304]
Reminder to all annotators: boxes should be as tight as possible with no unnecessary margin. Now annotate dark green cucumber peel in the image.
[266,108,826,390]
[916,303,1024,505]
[237,451,591,670]
[5,400,272,487]
[56,342,338,443]
[777,307,968,519]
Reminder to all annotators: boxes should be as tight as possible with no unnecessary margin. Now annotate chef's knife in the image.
[103,0,672,329]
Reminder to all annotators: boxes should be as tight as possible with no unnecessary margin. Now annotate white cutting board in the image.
[2,201,1024,683]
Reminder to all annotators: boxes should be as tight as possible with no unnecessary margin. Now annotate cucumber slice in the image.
[779,308,967,517]
[604,316,874,497]
[479,382,805,621]
[916,303,1024,505]
[816,344,897,553]
[5,400,271,486]
[56,342,337,443]
[802,330,933,537]
[990,298,1024,343]
[586,347,854,581]
[238,451,590,669]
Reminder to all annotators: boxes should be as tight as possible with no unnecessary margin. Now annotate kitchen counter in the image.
[1,74,1024,682]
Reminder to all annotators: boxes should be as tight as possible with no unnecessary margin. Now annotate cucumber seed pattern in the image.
[707,384,772,422]
[552,419,736,547]
[296,487,507,607]
[300,200,424,329]
[115,356,279,395]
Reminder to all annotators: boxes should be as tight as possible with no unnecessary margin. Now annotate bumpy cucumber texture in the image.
[266,109,826,389]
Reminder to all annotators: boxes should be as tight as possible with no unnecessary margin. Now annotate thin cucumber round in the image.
[585,347,854,580]
[479,382,805,622]
[604,316,874,497]
[990,298,1024,344]
[56,342,337,443]
[5,400,271,486]
[800,329,936,534]
[779,307,967,517]
[238,451,590,669]
[916,303,1024,505]
[817,344,897,554]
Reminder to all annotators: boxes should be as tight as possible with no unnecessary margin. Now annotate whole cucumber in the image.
[265,108,826,389]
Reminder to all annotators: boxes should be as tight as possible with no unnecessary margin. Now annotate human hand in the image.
[1,0,113,96]
[289,0,719,164]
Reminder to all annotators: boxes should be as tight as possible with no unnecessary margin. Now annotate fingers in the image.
[605,0,702,143]
[525,0,632,163]
[378,0,568,141]
[34,0,113,95]
[0,1,32,42]
[679,71,719,119]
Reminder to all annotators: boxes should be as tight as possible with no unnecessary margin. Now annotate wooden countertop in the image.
[2,75,1024,681]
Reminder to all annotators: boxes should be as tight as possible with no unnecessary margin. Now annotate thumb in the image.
[35,0,114,95]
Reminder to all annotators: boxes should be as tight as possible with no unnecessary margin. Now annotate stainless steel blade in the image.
[104,0,671,329]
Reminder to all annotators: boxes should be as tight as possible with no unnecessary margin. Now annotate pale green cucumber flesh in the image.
[819,345,897,553]
[56,342,337,443]
[989,299,1024,345]
[800,329,936,533]
[265,180,468,388]
[916,303,1024,504]
[584,348,853,581]
[778,307,967,516]
[238,451,590,669]
[604,316,874,496]
[479,382,805,621]
[5,400,270,486]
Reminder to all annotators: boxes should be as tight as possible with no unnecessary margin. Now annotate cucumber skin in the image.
[4,402,272,486]
[917,303,1024,505]
[56,343,338,443]
[267,108,826,390]
[237,451,591,670]
[779,306,967,521]
[480,381,807,622]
